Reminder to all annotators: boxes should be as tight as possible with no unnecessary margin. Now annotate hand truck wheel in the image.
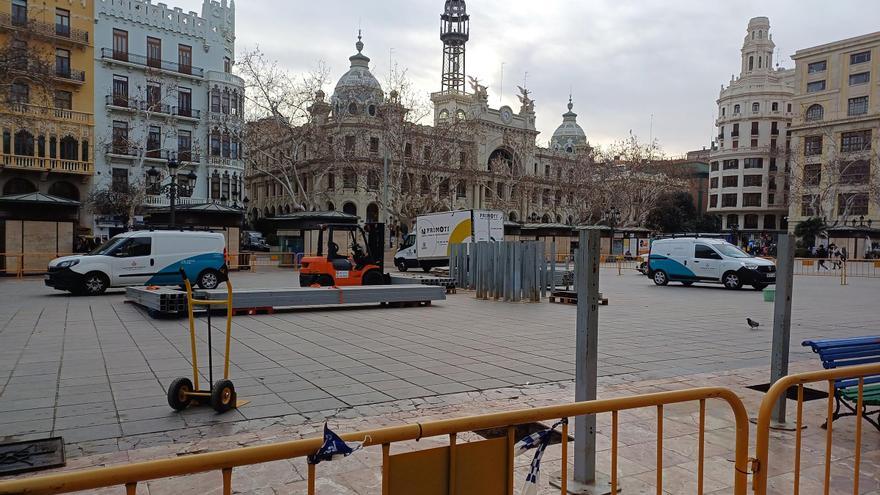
[211,379,236,413]
[167,377,194,411]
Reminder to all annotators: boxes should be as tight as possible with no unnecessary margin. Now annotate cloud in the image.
[180,0,880,154]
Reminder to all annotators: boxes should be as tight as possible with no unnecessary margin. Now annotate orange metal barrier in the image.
[752,363,880,494]
[0,387,750,495]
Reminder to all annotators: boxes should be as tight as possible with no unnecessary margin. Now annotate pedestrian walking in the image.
[816,244,829,271]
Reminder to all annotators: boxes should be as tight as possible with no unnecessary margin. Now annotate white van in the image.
[46,231,227,295]
[647,237,776,290]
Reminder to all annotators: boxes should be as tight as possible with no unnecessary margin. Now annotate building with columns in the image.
[708,17,795,239]
[90,0,243,236]
[246,0,593,230]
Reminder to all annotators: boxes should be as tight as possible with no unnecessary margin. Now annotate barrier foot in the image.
[550,472,619,495]
[749,417,806,432]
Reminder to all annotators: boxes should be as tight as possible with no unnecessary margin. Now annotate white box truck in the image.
[393,210,504,272]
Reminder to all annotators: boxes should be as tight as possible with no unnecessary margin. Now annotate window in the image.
[55,8,70,37]
[805,104,824,121]
[112,75,128,106]
[694,244,721,260]
[838,193,869,216]
[722,159,738,170]
[367,170,379,190]
[787,103,792,113]
[146,37,161,68]
[743,175,762,187]
[744,158,763,169]
[497,182,505,199]
[743,193,761,207]
[839,159,870,184]
[54,90,71,109]
[369,137,379,153]
[420,175,430,194]
[146,126,161,158]
[347,102,358,115]
[710,162,719,172]
[344,135,355,155]
[211,172,220,199]
[221,89,230,114]
[732,123,739,137]
[771,102,778,112]
[456,181,467,198]
[710,177,718,188]
[803,163,821,186]
[732,140,738,149]
[709,194,717,208]
[801,195,817,217]
[849,72,870,86]
[752,102,759,113]
[771,122,778,135]
[404,143,412,158]
[721,107,726,116]
[459,151,467,166]
[806,80,826,93]
[178,88,192,117]
[751,122,759,135]
[210,88,221,113]
[146,83,161,110]
[327,173,335,190]
[224,57,231,73]
[721,194,737,207]
[112,121,128,154]
[848,96,868,116]
[423,146,432,162]
[804,136,822,156]
[841,130,871,152]
[722,176,738,188]
[807,60,826,73]
[178,44,192,74]
[744,214,759,229]
[850,51,871,65]
[112,29,128,60]
[145,171,160,195]
[112,168,128,192]
[544,164,550,177]
[749,56,754,71]
[764,215,776,230]
[177,130,191,161]
[343,170,356,189]
[221,132,230,158]
[12,0,27,25]
[733,104,740,114]
[440,178,450,197]
[210,132,220,156]
[55,48,70,78]
[177,173,195,197]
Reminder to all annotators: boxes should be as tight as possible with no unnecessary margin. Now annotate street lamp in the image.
[147,154,195,228]
[603,207,620,255]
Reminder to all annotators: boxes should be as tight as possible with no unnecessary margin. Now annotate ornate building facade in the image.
[708,17,795,237]
[246,0,592,229]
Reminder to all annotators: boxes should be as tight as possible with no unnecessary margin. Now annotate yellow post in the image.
[223,275,233,380]
[183,276,200,391]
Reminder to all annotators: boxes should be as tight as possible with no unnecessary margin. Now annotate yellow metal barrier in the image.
[793,258,880,278]
[752,363,880,494]
[0,387,750,495]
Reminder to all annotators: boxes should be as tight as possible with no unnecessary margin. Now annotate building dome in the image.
[551,97,587,153]
[331,32,384,118]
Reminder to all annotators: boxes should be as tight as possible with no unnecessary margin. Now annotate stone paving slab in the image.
[0,268,878,462]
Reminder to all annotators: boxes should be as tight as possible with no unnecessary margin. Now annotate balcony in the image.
[0,153,93,175]
[105,95,170,115]
[100,48,204,78]
[53,67,86,85]
[208,156,244,168]
[144,195,204,207]
[0,12,89,46]
[173,107,200,119]
[104,144,200,163]
[6,102,92,124]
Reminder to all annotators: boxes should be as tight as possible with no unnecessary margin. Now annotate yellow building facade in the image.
[0,0,94,204]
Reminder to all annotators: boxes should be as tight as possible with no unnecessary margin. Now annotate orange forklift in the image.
[299,223,390,287]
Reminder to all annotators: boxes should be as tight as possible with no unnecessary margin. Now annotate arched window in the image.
[14,129,34,156]
[744,214,759,229]
[59,136,78,160]
[726,214,738,229]
[48,181,79,201]
[81,139,89,162]
[542,213,551,223]
[805,104,824,121]
[509,211,518,222]
[366,203,379,223]
[342,201,357,216]
[439,109,449,120]
[3,177,37,195]
[749,56,754,71]
[752,102,759,113]
[556,214,562,223]
[348,102,358,115]
[327,201,335,211]
[567,215,573,225]
[758,57,762,69]
[368,104,376,116]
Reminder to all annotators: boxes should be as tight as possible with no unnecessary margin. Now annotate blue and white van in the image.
[46,231,227,295]
[647,237,776,290]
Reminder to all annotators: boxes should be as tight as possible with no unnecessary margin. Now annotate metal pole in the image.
[540,241,547,299]
[770,234,795,423]
[383,150,390,224]
[169,174,177,228]
[550,240,557,293]
[574,230,600,483]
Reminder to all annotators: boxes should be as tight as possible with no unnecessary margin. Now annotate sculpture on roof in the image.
[468,76,488,102]
[517,85,534,113]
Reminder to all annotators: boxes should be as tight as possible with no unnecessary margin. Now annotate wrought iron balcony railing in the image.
[0,12,89,44]
[101,48,204,77]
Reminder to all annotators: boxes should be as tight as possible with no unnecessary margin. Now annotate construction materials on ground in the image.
[125,286,188,313]
[390,274,457,293]
[193,284,445,309]
[449,240,547,302]
[549,290,608,305]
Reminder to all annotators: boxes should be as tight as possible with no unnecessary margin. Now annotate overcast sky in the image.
[184,0,878,155]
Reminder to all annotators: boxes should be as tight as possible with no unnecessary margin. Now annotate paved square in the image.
[0,268,878,456]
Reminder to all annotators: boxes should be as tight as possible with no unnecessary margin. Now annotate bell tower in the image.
[440,0,469,93]
[741,17,775,76]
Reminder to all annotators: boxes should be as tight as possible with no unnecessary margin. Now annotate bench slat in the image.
[818,344,880,361]
[803,336,880,350]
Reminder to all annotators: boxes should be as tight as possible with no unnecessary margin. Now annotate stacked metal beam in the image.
[192,285,445,309]
[125,287,188,313]
[390,275,457,290]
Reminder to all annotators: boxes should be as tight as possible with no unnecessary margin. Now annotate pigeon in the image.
[747,318,760,330]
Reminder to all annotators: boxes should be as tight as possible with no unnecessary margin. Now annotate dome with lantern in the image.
[550,97,587,153]
[331,32,384,118]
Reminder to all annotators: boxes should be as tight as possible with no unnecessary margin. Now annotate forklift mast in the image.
[363,222,385,269]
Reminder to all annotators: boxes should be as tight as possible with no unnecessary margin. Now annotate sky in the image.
[182,0,879,155]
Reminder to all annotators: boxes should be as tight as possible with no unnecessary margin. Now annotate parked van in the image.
[46,231,227,295]
[647,237,776,290]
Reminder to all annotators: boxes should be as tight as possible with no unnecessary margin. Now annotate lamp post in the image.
[603,207,620,255]
[147,153,195,228]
